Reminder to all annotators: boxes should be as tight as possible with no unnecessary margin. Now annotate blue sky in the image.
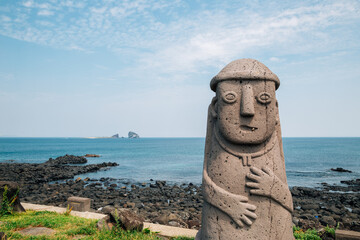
[0,0,359,137]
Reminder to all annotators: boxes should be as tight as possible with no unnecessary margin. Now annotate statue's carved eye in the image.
[256,92,272,104]
[222,91,237,104]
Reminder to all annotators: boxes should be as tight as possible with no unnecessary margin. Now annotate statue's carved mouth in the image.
[240,125,258,132]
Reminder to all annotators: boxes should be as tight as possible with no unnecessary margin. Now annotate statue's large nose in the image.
[240,84,255,117]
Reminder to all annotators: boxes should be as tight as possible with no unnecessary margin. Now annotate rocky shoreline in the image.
[0,155,359,231]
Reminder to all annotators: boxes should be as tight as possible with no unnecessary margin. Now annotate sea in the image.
[0,137,359,188]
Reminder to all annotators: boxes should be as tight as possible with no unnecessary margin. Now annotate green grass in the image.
[293,225,337,240]
[0,211,337,240]
[0,211,163,240]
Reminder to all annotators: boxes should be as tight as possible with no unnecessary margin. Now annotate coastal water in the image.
[0,137,359,188]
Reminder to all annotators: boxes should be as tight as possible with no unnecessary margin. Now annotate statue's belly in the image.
[204,151,293,239]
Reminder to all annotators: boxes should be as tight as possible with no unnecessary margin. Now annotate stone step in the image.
[336,229,360,240]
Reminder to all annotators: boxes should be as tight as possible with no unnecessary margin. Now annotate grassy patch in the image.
[0,211,162,240]
[0,211,337,240]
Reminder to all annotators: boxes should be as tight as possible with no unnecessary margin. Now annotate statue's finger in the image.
[262,166,272,175]
[246,173,261,182]
[244,210,257,219]
[241,215,253,226]
[234,219,244,228]
[244,203,257,211]
[245,182,259,189]
[249,189,264,196]
[232,193,248,202]
[250,167,263,176]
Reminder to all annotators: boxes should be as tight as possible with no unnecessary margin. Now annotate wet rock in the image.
[331,168,352,173]
[0,155,118,184]
[45,155,87,165]
[84,154,100,158]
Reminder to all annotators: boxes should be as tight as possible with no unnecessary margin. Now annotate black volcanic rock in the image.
[331,167,352,173]
[0,155,118,184]
[45,154,87,165]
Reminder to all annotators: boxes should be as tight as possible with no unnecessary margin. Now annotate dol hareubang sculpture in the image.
[197,59,294,239]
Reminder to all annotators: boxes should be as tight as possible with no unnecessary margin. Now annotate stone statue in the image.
[197,59,294,240]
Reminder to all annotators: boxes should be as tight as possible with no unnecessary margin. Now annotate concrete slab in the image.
[21,202,106,220]
[144,222,198,238]
[336,229,360,240]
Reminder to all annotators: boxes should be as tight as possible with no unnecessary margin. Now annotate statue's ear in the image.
[210,97,218,118]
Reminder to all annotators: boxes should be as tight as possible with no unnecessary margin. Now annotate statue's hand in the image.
[229,198,257,228]
[246,166,275,197]
[203,170,257,228]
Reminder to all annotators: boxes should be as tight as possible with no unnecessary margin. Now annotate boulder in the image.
[0,181,25,213]
[101,206,144,231]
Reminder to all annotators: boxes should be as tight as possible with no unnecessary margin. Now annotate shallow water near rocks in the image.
[0,137,359,188]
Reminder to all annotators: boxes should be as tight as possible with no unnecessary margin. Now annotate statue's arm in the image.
[245,167,293,213]
[203,169,257,228]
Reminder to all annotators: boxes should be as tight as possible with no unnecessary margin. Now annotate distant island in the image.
[85,132,139,139]
[112,134,119,138]
[128,131,140,139]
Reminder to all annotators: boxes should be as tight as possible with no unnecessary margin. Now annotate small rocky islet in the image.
[0,155,359,231]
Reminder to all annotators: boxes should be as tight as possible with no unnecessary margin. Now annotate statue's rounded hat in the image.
[210,58,280,92]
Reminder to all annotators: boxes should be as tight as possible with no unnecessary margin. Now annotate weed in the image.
[0,185,19,217]
[143,228,151,234]
[324,225,336,237]
[111,208,123,237]
[63,204,73,216]
[293,226,323,240]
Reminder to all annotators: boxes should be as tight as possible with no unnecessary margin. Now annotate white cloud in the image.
[1,16,11,22]
[91,7,107,14]
[38,10,54,16]
[37,3,51,9]
[22,1,33,8]
[67,45,92,53]
[1,0,359,83]
[270,57,281,62]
